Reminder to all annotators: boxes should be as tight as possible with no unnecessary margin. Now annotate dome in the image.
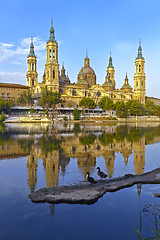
[79,66,95,75]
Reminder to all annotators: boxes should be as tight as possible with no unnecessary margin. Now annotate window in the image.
[53,70,55,78]
[72,90,76,96]
[2,93,5,97]
[32,79,34,86]
[49,49,51,59]
[7,93,10,98]
[97,91,101,97]
[32,63,34,71]
[53,50,55,59]
[139,65,141,72]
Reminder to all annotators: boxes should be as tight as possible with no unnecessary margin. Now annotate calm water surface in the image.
[0,122,160,240]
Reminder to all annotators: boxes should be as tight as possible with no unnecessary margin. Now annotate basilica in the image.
[26,20,146,106]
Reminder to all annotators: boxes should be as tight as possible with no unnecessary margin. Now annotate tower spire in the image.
[136,40,143,59]
[86,49,88,58]
[49,19,56,42]
[28,37,35,57]
[108,52,113,68]
[84,52,90,67]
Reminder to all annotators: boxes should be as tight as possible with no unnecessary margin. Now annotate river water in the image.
[0,122,160,240]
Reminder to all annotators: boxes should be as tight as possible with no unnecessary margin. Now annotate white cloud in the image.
[0,36,46,64]
[0,72,26,85]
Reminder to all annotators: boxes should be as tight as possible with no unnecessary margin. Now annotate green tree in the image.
[0,98,13,114]
[73,108,81,120]
[115,101,128,118]
[126,100,141,116]
[39,87,61,109]
[98,97,115,117]
[98,97,110,109]
[39,88,61,119]
[0,112,6,123]
[79,97,96,113]
[0,98,4,112]
[17,89,32,105]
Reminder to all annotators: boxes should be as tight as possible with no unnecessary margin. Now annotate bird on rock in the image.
[96,167,107,179]
[86,172,97,184]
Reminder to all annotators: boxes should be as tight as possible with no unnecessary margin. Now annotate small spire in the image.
[48,18,56,42]
[108,52,113,68]
[86,49,88,58]
[28,37,35,57]
[136,40,144,59]
[125,73,129,84]
[61,62,65,76]
[84,52,90,67]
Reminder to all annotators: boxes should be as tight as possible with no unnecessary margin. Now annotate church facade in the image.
[26,21,146,106]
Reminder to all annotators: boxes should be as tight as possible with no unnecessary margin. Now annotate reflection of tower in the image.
[43,151,59,187]
[137,183,142,199]
[59,152,70,176]
[27,155,38,193]
[103,151,115,177]
[133,136,145,175]
[50,204,55,218]
[77,155,96,180]
[120,140,133,166]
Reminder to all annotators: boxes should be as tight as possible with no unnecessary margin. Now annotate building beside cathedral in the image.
[26,20,146,106]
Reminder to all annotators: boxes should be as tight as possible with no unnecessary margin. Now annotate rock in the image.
[30,168,160,205]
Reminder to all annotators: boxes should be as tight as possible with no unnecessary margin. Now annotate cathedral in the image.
[26,20,146,106]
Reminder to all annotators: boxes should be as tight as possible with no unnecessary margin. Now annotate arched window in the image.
[139,65,141,72]
[72,90,76,96]
[97,91,101,97]
[53,50,55,59]
[32,79,34,86]
[32,64,34,71]
[49,50,51,59]
[53,70,55,78]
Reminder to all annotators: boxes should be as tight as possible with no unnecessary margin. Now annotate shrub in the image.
[63,116,68,121]
[0,112,6,123]
[73,108,81,120]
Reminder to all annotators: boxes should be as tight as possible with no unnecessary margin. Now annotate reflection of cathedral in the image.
[27,20,146,105]
[1,126,159,194]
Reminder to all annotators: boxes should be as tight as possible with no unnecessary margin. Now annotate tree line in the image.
[16,89,160,119]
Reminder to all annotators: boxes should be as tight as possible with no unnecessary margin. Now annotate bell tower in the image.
[26,38,38,90]
[45,19,59,92]
[107,52,115,89]
[134,41,146,104]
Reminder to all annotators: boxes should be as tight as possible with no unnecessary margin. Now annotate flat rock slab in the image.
[30,168,160,205]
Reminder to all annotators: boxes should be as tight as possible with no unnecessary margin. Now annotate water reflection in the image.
[0,123,160,194]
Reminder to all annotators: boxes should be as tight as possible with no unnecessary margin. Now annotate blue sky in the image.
[0,0,160,98]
